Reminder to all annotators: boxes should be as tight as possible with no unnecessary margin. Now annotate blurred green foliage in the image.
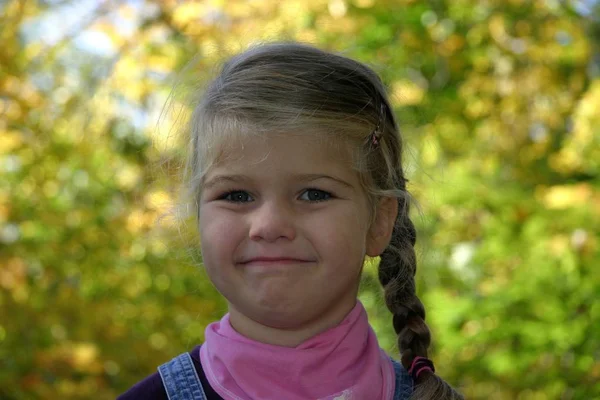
[1,0,599,399]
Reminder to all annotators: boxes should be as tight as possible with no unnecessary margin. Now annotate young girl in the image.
[119,42,462,400]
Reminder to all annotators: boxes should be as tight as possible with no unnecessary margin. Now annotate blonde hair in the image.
[182,42,462,399]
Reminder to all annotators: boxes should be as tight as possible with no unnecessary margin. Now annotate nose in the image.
[248,200,296,242]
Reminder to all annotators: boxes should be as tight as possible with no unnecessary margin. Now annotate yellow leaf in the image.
[541,183,593,209]
[0,130,23,154]
[390,80,425,106]
[145,189,172,210]
[71,343,98,370]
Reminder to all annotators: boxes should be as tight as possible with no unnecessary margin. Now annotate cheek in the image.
[306,206,370,253]
[199,208,245,257]
[199,212,242,287]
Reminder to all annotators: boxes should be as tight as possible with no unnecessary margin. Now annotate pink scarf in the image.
[199,301,395,400]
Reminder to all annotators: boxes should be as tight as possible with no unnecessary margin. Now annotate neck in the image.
[227,298,357,347]
[200,298,396,400]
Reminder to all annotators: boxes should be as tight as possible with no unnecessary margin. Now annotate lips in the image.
[239,257,314,266]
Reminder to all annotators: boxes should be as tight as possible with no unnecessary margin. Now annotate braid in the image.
[379,194,463,399]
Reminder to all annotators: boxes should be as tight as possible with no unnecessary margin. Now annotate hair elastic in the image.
[368,103,386,148]
[408,356,435,380]
[370,130,380,146]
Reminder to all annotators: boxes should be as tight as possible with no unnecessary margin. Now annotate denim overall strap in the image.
[391,357,414,400]
[158,352,207,400]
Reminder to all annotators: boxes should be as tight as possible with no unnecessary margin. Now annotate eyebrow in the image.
[202,173,354,190]
[295,173,354,188]
[202,174,248,190]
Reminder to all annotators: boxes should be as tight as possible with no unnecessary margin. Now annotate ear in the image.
[366,196,398,257]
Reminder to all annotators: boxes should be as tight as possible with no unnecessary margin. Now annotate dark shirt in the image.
[117,345,224,400]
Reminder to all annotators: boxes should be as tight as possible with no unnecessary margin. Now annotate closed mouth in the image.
[240,258,314,266]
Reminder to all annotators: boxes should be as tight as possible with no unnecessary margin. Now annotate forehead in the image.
[206,133,356,176]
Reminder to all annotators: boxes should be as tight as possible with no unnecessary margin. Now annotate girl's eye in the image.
[300,189,332,202]
[220,191,253,203]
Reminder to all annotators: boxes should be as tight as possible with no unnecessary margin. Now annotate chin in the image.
[244,301,317,330]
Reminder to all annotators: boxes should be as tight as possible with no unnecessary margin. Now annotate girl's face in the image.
[198,134,391,333]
